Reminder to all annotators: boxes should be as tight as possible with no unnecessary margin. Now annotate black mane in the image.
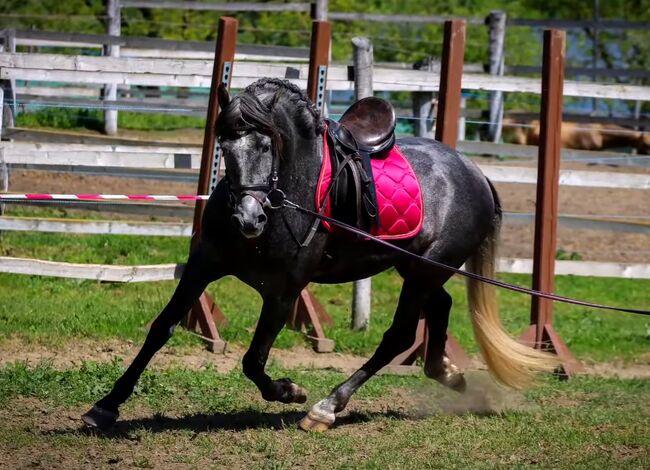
[216,79,324,159]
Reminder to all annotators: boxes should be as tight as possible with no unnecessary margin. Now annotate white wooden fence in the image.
[0,51,648,282]
[2,53,649,100]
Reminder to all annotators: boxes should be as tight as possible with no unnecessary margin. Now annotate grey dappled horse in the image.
[83,78,556,432]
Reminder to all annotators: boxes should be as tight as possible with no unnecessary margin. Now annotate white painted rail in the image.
[1,256,648,282]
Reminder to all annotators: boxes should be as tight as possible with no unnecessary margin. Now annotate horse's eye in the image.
[262,144,271,154]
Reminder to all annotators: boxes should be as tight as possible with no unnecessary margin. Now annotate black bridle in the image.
[223,145,286,210]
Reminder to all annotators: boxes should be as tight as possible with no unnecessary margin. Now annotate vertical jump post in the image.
[182,16,238,353]
[287,20,335,353]
[486,10,506,143]
[104,0,120,136]
[393,20,471,369]
[350,36,374,332]
[520,30,581,376]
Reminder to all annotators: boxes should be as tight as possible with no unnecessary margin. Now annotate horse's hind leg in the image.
[82,247,222,430]
[422,287,466,392]
[299,280,425,432]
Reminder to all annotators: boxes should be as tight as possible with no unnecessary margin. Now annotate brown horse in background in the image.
[502,119,650,154]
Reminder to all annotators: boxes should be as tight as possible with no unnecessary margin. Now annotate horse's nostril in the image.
[258,213,267,224]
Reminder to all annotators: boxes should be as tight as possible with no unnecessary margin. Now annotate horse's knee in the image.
[242,352,262,380]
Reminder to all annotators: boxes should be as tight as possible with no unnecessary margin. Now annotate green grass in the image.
[15,108,205,132]
[0,362,647,468]
[0,229,649,361]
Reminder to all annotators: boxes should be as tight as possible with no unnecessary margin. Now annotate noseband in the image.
[224,149,286,210]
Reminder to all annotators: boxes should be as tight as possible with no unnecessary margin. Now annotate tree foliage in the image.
[1,0,647,74]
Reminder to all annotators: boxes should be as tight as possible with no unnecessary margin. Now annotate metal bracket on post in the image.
[210,61,232,193]
[315,65,327,112]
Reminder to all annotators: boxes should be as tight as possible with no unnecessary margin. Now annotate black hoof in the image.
[81,405,118,430]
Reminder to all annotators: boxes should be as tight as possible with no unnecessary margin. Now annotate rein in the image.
[275,197,650,317]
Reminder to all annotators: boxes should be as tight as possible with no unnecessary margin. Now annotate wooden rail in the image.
[1,256,648,282]
[2,53,649,101]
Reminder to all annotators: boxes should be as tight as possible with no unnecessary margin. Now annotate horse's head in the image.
[216,79,323,239]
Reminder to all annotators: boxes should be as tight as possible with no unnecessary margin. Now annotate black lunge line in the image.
[282,199,650,317]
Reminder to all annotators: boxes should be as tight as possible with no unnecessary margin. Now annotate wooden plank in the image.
[476,164,650,190]
[13,30,309,59]
[3,141,201,155]
[0,256,183,282]
[497,258,650,279]
[121,1,311,12]
[328,12,483,25]
[3,210,646,237]
[3,54,647,100]
[1,151,201,169]
[0,217,192,236]
[1,68,215,88]
[509,18,650,30]
[1,255,647,283]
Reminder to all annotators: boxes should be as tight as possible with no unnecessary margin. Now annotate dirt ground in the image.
[1,338,649,380]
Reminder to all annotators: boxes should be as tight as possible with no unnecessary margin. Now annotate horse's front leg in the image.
[82,246,223,429]
[243,294,307,404]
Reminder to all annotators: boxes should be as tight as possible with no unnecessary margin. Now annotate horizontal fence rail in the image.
[2,53,649,100]
[1,256,648,282]
[1,213,647,236]
[2,141,648,188]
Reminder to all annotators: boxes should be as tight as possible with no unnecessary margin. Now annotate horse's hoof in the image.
[298,413,333,432]
[298,401,335,432]
[425,357,467,393]
[81,405,118,430]
[289,383,307,404]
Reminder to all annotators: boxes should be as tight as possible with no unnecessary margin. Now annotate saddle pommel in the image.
[339,97,396,154]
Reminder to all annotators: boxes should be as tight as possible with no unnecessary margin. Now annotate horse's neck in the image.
[601,127,642,149]
[284,132,322,202]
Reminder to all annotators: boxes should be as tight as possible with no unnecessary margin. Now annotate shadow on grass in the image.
[47,404,506,439]
[45,408,430,438]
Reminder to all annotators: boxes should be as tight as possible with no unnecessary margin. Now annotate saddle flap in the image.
[339,97,396,154]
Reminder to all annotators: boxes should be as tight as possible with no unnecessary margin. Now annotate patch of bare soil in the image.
[2,339,650,380]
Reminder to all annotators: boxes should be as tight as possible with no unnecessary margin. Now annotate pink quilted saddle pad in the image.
[315,131,424,240]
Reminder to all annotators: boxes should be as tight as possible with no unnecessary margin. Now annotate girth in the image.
[323,96,397,232]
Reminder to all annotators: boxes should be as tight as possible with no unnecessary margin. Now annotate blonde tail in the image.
[466,187,560,389]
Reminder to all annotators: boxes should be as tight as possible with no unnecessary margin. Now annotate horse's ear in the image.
[217,84,231,108]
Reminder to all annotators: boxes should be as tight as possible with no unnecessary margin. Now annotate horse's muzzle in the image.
[231,194,267,238]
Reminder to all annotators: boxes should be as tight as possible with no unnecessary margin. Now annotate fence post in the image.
[0,88,5,221]
[182,17,238,353]
[311,0,328,21]
[1,29,16,127]
[350,36,373,331]
[104,0,121,136]
[412,58,435,138]
[393,20,470,370]
[486,11,506,143]
[287,19,335,353]
[519,30,581,377]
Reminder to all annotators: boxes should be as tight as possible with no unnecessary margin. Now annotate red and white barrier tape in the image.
[0,194,209,202]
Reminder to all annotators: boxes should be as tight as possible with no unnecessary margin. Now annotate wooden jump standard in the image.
[391,20,471,370]
[181,17,237,353]
[182,18,335,353]
[519,30,581,376]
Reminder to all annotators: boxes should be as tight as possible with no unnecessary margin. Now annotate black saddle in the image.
[325,97,396,231]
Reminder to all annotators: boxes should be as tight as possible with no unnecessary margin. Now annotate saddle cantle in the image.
[334,96,396,154]
[324,97,397,231]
